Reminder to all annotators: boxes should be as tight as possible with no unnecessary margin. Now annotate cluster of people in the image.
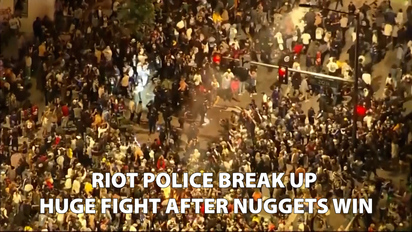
[0,0,412,231]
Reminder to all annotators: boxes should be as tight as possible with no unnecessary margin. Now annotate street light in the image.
[299,3,360,148]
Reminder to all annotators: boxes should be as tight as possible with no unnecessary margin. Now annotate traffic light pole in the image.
[250,61,353,82]
[222,57,353,82]
[352,13,360,149]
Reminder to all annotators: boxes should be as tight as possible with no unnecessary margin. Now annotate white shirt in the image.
[340,17,348,28]
[229,27,237,40]
[186,28,193,40]
[67,168,74,177]
[72,179,81,194]
[193,74,202,86]
[64,178,72,189]
[98,124,108,138]
[128,67,134,77]
[392,25,399,38]
[301,33,311,45]
[352,31,357,42]
[362,73,371,85]
[223,72,234,80]
[9,18,20,30]
[221,74,233,89]
[386,76,393,85]
[13,193,22,204]
[402,74,412,82]
[292,62,301,70]
[275,32,283,44]
[315,27,324,40]
[56,73,63,83]
[176,20,185,29]
[203,42,209,53]
[372,34,378,44]
[230,40,239,50]
[0,208,7,219]
[364,115,373,129]
[383,24,393,37]
[262,94,268,103]
[103,48,112,61]
[327,62,338,73]
[396,12,404,25]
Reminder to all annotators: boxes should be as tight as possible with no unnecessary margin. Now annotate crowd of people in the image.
[1,0,412,231]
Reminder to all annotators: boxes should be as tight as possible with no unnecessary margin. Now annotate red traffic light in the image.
[356,105,366,117]
[279,67,287,76]
[278,67,288,84]
[213,54,221,64]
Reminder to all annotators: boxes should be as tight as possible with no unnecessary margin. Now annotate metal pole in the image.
[223,56,353,82]
[352,13,360,149]
[250,61,354,82]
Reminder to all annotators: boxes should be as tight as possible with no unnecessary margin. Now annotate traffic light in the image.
[278,66,288,84]
[212,53,222,70]
[356,105,366,117]
[212,53,221,65]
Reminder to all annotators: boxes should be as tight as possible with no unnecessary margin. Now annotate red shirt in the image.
[232,48,240,59]
[228,203,234,212]
[46,180,53,189]
[55,136,61,145]
[31,105,38,116]
[61,105,69,117]
[315,51,322,66]
[201,203,205,215]
[157,159,166,170]
[39,155,47,162]
[231,79,240,92]
[199,85,206,93]
[294,44,303,54]
[113,103,119,112]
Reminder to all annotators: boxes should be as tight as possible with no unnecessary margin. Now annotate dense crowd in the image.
[0,0,412,231]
